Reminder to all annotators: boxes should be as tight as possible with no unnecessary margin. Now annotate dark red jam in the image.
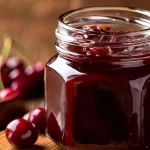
[45,7,150,150]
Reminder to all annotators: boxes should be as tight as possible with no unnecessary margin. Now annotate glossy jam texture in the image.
[70,24,149,58]
[45,24,150,150]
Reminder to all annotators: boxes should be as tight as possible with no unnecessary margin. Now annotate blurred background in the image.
[1,0,150,63]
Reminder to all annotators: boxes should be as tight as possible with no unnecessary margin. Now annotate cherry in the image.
[25,61,44,84]
[0,57,25,87]
[33,62,44,94]
[9,67,36,98]
[34,61,44,81]
[5,118,38,148]
[1,57,24,74]
[0,88,20,102]
[10,61,44,98]
[9,69,24,82]
[0,88,24,129]
[24,64,35,76]
[24,108,45,133]
[11,75,35,98]
[24,62,44,96]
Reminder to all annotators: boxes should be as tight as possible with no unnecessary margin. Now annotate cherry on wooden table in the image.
[0,130,61,150]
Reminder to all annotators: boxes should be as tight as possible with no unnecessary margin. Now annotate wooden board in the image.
[0,131,61,150]
[0,130,129,150]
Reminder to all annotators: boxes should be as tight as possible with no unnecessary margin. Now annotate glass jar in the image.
[45,7,150,150]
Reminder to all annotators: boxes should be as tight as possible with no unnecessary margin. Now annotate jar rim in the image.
[56,6,150,63]
[58,6,150,36]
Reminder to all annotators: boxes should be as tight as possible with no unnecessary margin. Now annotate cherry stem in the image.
[0,34,12,90]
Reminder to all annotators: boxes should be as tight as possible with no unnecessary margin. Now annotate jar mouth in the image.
[59,7,150,36]
[56,7,150,61]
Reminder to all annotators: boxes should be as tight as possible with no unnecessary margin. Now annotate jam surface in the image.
[45,24,150,150]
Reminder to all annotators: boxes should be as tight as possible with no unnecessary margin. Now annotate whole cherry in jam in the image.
[72,24,115,56]
[5,118,38,148]
[24,107,45,133]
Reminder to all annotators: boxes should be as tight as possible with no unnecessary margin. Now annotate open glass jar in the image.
[45,7,150,150]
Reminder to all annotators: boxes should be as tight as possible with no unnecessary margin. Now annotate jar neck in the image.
[55,7,150,66]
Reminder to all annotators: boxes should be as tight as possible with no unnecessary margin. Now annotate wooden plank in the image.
[0,131,61,150]
[0,130,128,150]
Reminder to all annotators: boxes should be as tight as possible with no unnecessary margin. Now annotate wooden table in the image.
[0,130,128,150]
[0,131,61,150]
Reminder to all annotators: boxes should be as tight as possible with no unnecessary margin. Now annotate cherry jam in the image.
[45,7,150,149]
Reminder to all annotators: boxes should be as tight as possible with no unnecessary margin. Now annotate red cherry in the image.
[11,75,35,98]
[24,65,34,75]
[34,61,44,80]
[34,61,44,72]
[0,57,25,87]
[24,108,45,133]
[9,69,25,82]
[10,61,44,99]
[0,88,20,102]
[25,61,44,83]
[5,118,38,148]
[24,62,44,95]
[1,57,24,74]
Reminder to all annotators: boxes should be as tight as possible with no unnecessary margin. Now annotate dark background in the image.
[0,0,150,62]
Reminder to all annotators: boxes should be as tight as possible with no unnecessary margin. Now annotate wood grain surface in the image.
[0,131,61,150]
[0,130,129,150]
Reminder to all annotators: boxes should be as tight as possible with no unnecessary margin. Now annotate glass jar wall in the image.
[45,7,150,150]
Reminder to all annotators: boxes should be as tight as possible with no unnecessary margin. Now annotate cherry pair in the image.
[5,107,45,148]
